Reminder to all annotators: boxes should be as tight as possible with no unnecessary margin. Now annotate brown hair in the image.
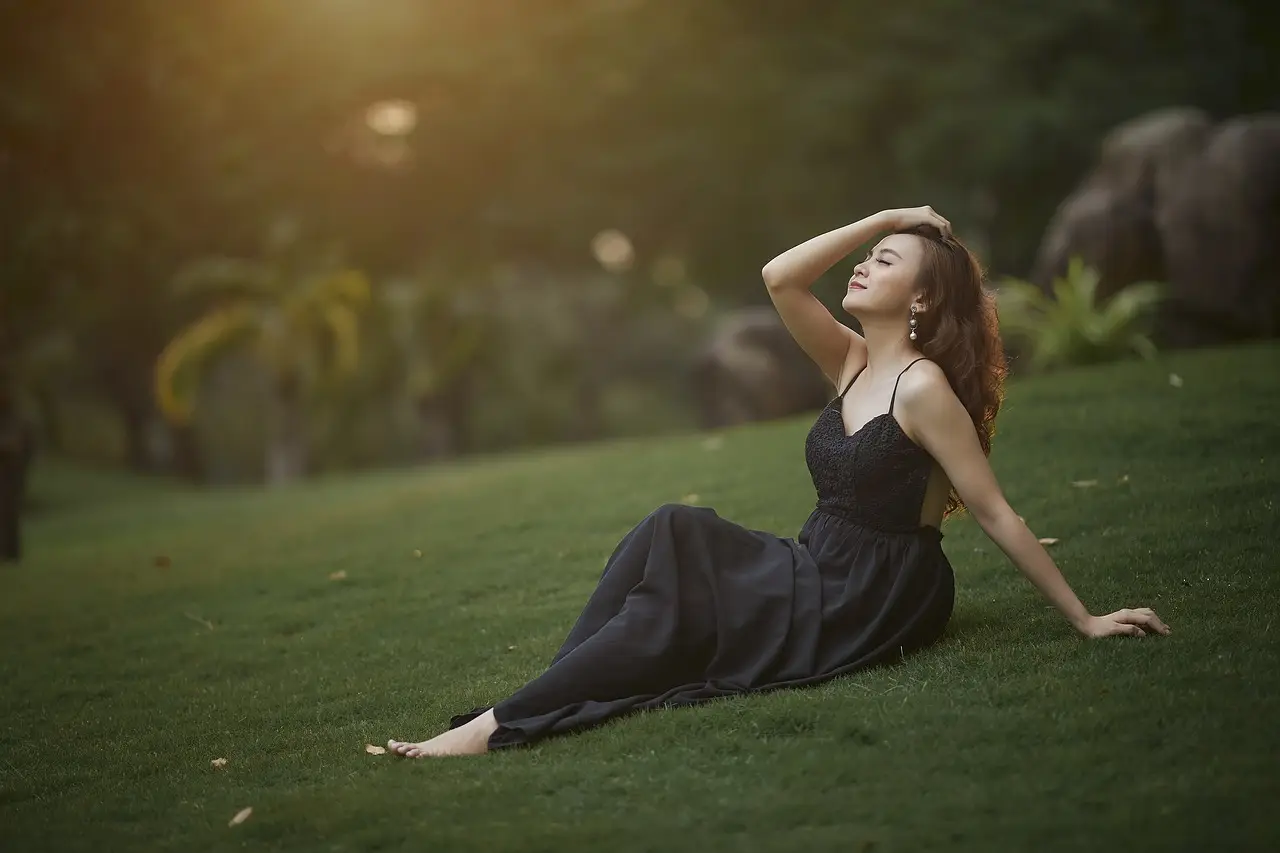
[898,225,1008,516]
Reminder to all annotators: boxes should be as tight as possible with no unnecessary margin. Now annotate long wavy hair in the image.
[898,225,1008,516]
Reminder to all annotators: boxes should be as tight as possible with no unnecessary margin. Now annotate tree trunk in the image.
[168,423,205,482]
[0,408,30,562]
[411,370,473,461]
[265,381,308,485]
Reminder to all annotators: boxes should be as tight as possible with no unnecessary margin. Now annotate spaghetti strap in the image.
[889,357,928,414]
[836,365,865,398]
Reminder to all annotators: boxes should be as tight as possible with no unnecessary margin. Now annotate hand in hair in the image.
[886,206,951,237]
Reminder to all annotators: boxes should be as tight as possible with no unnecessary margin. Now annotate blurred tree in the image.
[154,220,371,485]
[1,0,1275,477]
[0,372,34,561]
[374,267,489,460]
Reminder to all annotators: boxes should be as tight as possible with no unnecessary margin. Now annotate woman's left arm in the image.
[896,365,1171,639]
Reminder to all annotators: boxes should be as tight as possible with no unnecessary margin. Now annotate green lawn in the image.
[2,342,1278,853]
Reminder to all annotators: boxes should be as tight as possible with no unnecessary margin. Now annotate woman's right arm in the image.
[760,211,896,386]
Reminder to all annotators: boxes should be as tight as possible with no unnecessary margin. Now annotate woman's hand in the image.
[884,206,951,236]
[1078,608,1172,639]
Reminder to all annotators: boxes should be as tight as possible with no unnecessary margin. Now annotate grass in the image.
[2,341,1278,853]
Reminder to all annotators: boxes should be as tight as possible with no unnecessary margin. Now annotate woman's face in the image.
[841,233,923,318]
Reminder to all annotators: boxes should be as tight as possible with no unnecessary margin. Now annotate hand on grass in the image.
[1080,608,1171,639]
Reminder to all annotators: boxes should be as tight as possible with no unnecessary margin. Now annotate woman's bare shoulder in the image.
[896,358,962,413]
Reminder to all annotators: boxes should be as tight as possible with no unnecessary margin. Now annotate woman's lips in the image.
[848,281,866,290]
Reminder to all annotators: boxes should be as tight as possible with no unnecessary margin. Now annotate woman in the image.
[389,206,1171,758]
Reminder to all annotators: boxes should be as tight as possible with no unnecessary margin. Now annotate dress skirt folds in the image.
[449,503,954,749]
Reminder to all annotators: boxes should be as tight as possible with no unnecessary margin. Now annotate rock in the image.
[1156,114,1280,345]
[1031,108,1212,301]
[1030,107,1280,347]
[691,306,831,428]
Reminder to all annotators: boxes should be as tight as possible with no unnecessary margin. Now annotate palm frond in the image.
[997,260,1166,371]
[154,303,259,423]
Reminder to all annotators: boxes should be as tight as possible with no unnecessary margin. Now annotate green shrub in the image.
[997,257,1163,371]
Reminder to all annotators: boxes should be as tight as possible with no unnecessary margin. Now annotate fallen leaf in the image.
[701,436,724,451]
[211,757,228,769]
[680,493,700,504]
[364,744,386,755]
[1118,474,1130,484]
[183,612,215,631]
[228,807,253,827]
[1169,373,1183,388]
[1038,537,1060,545]
[1071,480,1099,488]
[154,555,172,569]
[507,645,517,651]
[412,549,423,559]
[328,570,347,581]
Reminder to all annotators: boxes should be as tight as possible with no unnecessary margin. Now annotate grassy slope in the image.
[1,342,1277,853]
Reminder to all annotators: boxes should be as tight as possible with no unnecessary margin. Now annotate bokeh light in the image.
[673,285,710,320]
[365,99,418,136]
[591,229,635,273]
[651,255,687,288]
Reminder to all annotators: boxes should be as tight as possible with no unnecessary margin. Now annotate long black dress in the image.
[450,357,955,749]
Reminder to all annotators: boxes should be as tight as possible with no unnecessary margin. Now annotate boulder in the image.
[692,306,831,428]
[1156,114,1280,345]
[1031,107,1280,346]
[1031,107,1212,301]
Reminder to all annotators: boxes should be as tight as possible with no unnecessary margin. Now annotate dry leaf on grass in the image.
[183,612,215,631]
[154,555,172,570]
[680,493,700,504]
[228,807,253,827]
[211,757,228,768]
[1071,480,1099,488]
[702,436,724,451]
[328,570,347,581]
[412,549,423,558]
[365,744,386,755]
[1169,373,1184,388]
[1038,537,1061,546]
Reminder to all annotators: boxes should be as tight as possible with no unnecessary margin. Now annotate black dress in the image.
[450,357,955,749]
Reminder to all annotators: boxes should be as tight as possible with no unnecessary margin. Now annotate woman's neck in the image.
[857,315,919,374]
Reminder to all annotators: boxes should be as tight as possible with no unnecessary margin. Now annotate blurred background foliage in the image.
[0,0,1275,485]
[998,258,1163,373]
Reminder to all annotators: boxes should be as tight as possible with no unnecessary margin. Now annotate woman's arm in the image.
[895,363,1172,639]
[761,208,952,386]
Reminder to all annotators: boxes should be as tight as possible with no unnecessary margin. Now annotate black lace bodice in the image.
[803,358,935,533]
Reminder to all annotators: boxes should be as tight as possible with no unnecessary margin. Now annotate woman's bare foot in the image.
[388,708,499,758]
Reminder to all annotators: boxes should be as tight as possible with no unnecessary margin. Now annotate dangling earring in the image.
[909,306,919,341]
